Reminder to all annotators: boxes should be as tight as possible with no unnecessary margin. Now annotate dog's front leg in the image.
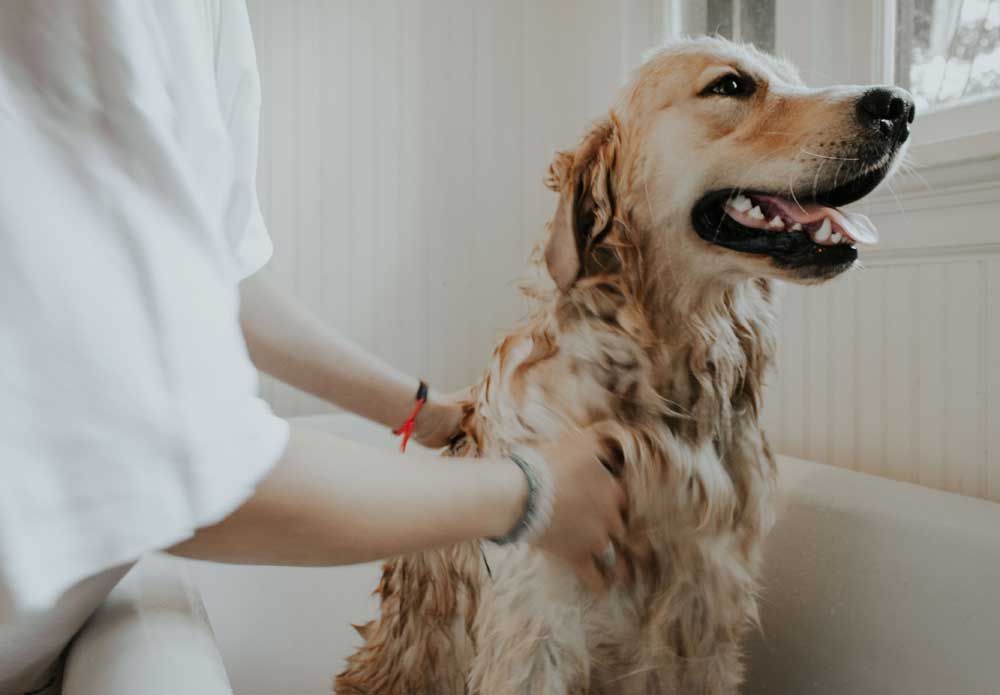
[469,548,591,695]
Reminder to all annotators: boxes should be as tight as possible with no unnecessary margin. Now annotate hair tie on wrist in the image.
[393,380,428,453]
[489,447,555,546]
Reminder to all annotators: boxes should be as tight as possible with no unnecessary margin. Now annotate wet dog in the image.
[336,37,912,695]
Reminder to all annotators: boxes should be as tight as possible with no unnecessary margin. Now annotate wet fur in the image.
[337,260,777,694]
[336,37,896,695]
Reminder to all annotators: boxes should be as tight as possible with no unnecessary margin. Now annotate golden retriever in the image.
[335,37,913,695]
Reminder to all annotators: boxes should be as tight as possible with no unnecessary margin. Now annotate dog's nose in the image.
[856,87,916,143]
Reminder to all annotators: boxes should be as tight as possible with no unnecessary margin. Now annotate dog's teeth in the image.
[791,222,803,231]
[768,216,785,230]
[831,231,843,243]
[748,205,764,220]
[730,195,752,212]
[814,218,832,243]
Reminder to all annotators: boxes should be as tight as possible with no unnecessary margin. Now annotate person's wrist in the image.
[483,458,530,540]
[412,386,467,448]
[411,390,439,441]
[412,387,436,423]
[486,449,556,546]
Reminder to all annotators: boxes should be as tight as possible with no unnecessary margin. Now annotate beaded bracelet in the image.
[489,448,555,546]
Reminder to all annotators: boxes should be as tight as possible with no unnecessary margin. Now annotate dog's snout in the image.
[856,87,915,142]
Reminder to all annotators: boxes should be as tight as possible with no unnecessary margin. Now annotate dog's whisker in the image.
[788,173,806,214]
[811,157,827,201]
[711,145,791,242]
[884,179,905,216]
[832,159,845,193]
[897,159,932,193]
[643,179,679,290]
[799,148,859,161]
[733,145,793,193]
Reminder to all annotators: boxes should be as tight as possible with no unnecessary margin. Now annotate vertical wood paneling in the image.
[778,284,806,458]
[883,265,919,485]
[422,0,479,390]
[803,282,831,463]
[294,1,324,320]
[772,253,1000,504]
[855,268,886,476]
[915,263,947,490]
[944,262,984,497]
[246,0,642,409]
[826,272,857,471]
[347,0,378,362]
[316,0,353,341]
[989,260,1000,502]
[470,0,525,375]
[371,0,403,372]
[396,0,430,381]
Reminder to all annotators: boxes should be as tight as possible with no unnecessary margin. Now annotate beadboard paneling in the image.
[989,259,1000,501]
[762,182,1000,502]
[246,2,1000,503]
[246,0,659,416]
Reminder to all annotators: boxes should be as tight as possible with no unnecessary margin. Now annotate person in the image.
[0,2,626,693]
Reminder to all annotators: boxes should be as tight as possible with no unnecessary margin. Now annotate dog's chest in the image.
[464,317,774,691]
[474,326,771,584]
[472,330,649,448]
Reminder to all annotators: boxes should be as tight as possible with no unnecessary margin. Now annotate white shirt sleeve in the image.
[213,0,275,280]
[0,0,288,616]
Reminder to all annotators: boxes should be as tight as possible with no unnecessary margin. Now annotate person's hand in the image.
[413,387,470,448]
[531,427,628,594]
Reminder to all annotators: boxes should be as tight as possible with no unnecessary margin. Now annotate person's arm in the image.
[169,425,626,591]
[239,273,461,447]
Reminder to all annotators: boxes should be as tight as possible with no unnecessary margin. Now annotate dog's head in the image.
[544,37,913,291]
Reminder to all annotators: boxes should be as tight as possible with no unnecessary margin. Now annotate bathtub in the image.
[67,413,1000,695]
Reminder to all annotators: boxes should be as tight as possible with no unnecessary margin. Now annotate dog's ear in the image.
[544,118,617,291]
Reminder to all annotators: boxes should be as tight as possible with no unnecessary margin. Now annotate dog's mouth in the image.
[692,165,889,277]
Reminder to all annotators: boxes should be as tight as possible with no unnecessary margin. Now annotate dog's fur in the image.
[335,38,907,695]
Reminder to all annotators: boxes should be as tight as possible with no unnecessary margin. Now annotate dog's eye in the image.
[702,74,756,98]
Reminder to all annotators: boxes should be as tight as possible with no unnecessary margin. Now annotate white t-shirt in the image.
[0,0,289,617]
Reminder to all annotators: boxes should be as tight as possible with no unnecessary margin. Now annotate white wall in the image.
[761,150,1000,503]
[247,1,1000,503]
[763,0,1000,503]
[246,0,660,416]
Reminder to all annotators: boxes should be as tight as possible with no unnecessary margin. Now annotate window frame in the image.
[880,0,1000,159]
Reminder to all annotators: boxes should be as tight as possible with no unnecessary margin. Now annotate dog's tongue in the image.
[756,195,879,245]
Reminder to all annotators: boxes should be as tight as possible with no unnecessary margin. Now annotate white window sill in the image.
[904,93,1000,169]
[908,131,1000,170]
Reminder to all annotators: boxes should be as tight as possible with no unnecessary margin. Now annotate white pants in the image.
[0,565,133,695]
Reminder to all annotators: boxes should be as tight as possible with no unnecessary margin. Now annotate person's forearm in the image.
[239,273,422,429]
[168,425,526,565]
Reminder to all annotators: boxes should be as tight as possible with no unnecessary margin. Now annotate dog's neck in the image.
[550,231,778,445]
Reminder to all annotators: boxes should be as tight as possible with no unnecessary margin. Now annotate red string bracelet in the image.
[393,380,428,452]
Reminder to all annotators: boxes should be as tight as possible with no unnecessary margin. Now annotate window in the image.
[671,0,776,52]
[895,0,1000,112]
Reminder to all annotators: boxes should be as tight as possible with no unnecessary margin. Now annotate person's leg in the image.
[0,564,133,695]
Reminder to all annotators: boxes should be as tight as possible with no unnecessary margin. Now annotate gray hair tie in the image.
[489,447,555,546]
